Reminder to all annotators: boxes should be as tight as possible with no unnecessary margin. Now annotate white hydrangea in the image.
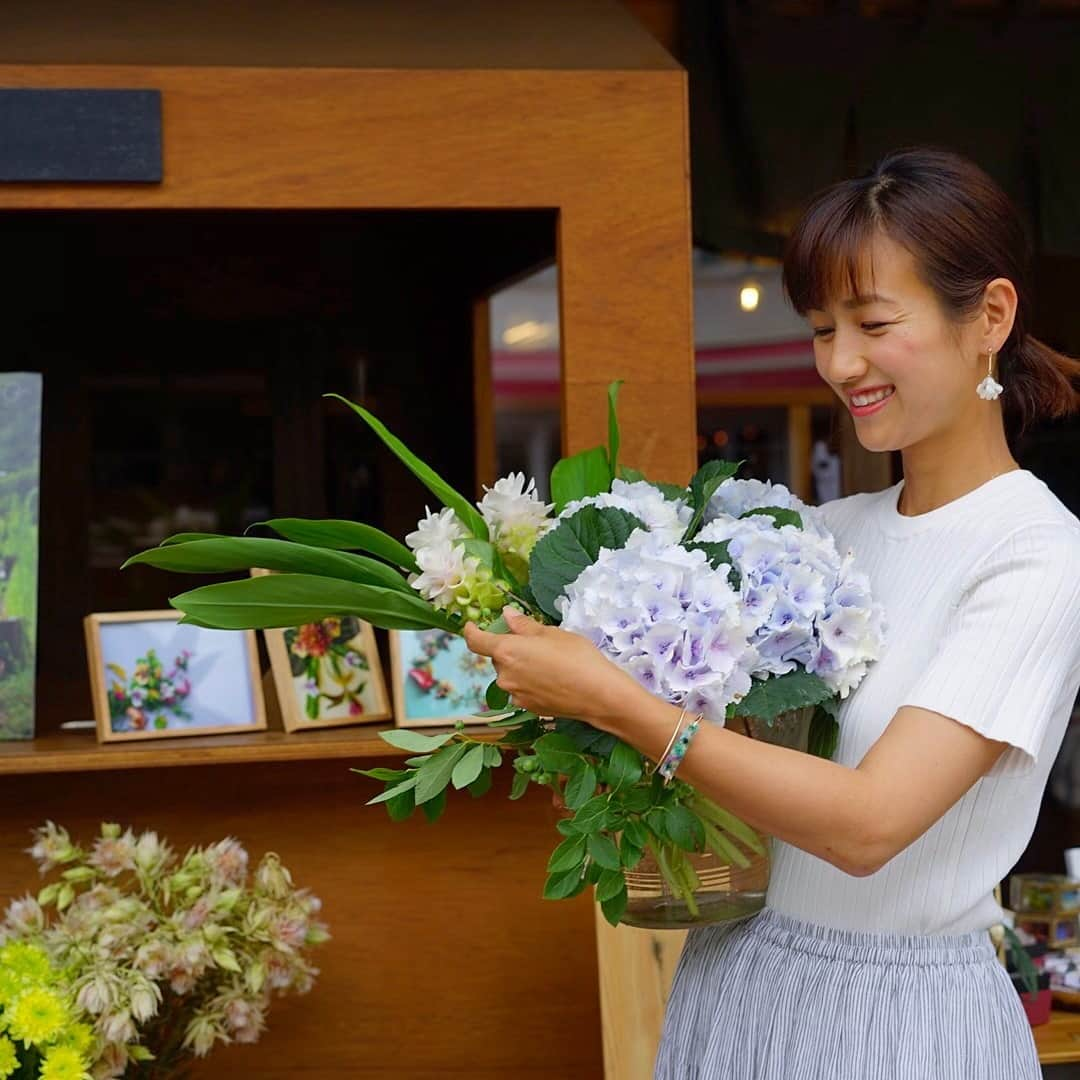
[555,529,760,722]
[697,512,885,698]
[560,478,693,544]
[705,477,830,537]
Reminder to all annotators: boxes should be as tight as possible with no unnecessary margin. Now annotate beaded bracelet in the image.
[658,713,703,785]
[650,704,688,777]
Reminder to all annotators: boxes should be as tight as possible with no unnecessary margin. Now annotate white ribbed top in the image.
[766,469,1080,934]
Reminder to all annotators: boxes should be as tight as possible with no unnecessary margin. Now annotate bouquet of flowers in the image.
[0,939,96,1080]
[125,383,884,927]
[1,822,329,1079]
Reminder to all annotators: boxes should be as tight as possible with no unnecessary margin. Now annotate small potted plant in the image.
[1003,924,1053,1026]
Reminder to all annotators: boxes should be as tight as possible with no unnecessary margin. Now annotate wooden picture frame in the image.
[250,568,392,732]
[84,610,266,743]
[388,627,496,729]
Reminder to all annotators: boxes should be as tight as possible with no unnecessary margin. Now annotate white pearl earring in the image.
[976,349,1003,400]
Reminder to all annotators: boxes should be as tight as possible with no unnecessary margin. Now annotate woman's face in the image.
[806,231,982,453]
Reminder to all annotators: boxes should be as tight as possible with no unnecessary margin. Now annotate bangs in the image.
[782,185,883,315]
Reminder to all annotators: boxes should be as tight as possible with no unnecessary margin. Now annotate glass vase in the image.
[618,704,815,930]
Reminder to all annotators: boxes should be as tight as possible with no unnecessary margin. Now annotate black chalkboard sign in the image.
[0,88,162,182]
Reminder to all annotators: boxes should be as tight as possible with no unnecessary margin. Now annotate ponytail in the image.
[1003,335,1080,438]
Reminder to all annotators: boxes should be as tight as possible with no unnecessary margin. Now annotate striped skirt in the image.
[654,905,1041,1079]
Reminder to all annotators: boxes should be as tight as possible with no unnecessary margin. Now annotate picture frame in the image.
[388,627,496,729]
[84,610,266,743]
[258,597,392,735]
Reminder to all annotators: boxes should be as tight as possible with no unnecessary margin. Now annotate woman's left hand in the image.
[463,606,642,732]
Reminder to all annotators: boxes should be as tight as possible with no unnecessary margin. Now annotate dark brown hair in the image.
[782,145,1080,438]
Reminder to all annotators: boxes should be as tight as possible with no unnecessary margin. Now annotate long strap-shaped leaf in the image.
[170,573,458,632]
[124,537,413,594]
[325,393,488,541]
[249,518,418,573]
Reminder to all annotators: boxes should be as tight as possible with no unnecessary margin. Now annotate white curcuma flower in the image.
[561,479,693,544]
[697,512,885,697]
[405,506,469,553]
[406,520,509,622]
[478,472,554,573]
[555,529,759,721]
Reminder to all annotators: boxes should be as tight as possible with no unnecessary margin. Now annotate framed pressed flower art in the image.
[388,627,497,729]
[83,610,266,742]
[251,568,392,732]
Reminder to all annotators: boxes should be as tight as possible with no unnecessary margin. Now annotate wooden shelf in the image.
[1036,1006,1080,1065]
[0,723,502,776]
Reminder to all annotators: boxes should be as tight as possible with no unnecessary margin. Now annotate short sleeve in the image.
[900,522,1080,780]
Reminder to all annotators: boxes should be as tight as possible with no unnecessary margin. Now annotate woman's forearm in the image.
[582,686,882,878]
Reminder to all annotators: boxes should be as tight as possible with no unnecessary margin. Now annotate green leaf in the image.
[159,532,225,546]
[386,785,416,821]
[325,393,488,541]
[605,741,643,791]
[664,805,705,852]
[549,446,611,514]
[568,794,613,834]
[739,505,803,530]
[544,866,587,900]
[595,867,626,903]
[587,833,622,871]
[618,465,646,483]
[466,768,494,797]
[607,380,623,482]
[547,834,588,873]
[366,775,418,805]
[682,459,742,541]
[379,729,457,753]
[653,481,689,502]
[556,718,618,756]
[486,679,510,711]
[529,506,645,619]
[807,706,840,760]
[685,540,741,589]
[619,836,644,869]
[171,573,458,632]
[509,772,531,800]
[124,536,413,595]
[618,786,653,814]
[482,744,502,768]
[351,766,410,782]
[421,788,448,823]
[415,742,470,805]
[731,670,834,722]
[563,764,598,810]
[621,817,649,848]
[533,733,586,776]
[251,518,418,573]
[600,883,628,927]
[644,807,669,841]
[451,743,487,789]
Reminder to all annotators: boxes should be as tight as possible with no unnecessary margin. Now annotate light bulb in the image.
[739,283,761,312]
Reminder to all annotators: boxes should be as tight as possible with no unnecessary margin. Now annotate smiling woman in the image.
[648,146,1080,1080]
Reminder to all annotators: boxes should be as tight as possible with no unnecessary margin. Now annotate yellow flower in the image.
[0,942,53,984]
[0,943,54,1007]
[57,1022,94,1058]
[0,1035,17,1080]
[7,987,69,1046]
[39,1045,91,1080]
